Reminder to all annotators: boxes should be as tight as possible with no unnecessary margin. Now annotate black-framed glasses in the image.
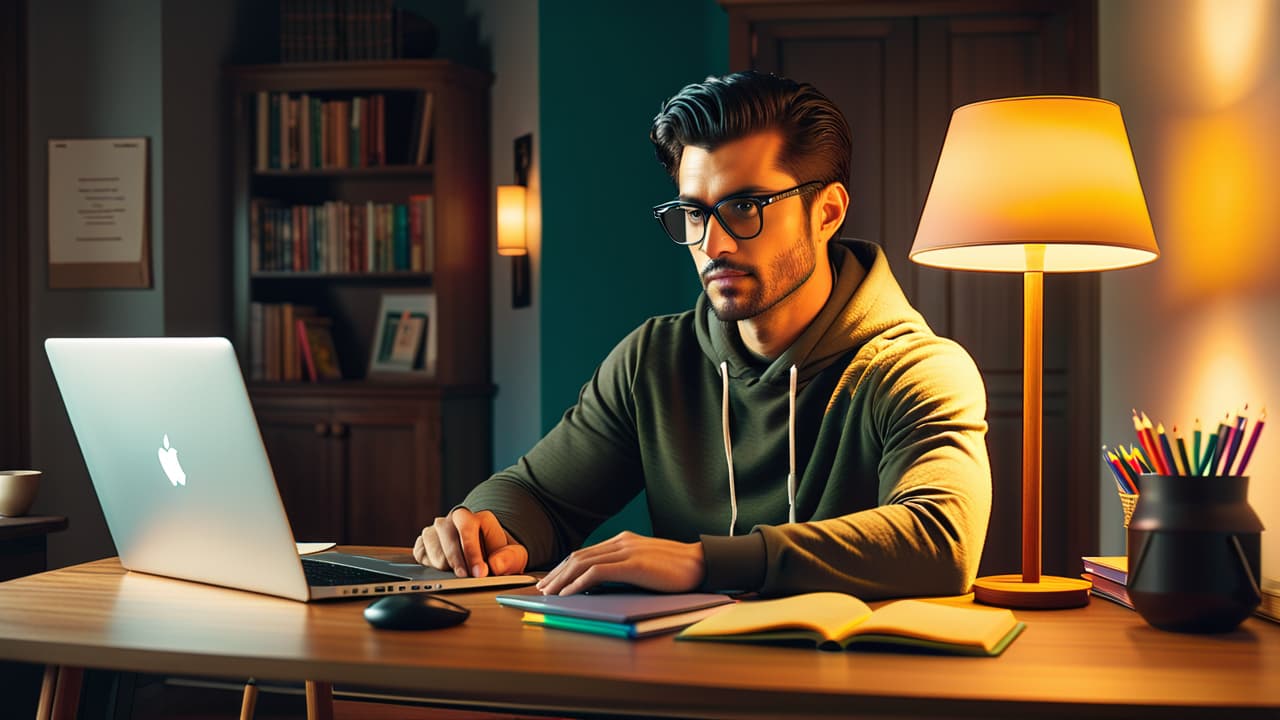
[651,181,825,246]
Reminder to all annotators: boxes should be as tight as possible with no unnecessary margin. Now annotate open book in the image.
[676,592,1024,656]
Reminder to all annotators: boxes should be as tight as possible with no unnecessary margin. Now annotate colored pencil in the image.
[1197,432,1219,476]
[1129,444,1153,473]
[1157,423,1181,475]
[1235,408,1266,475]
[1134,411,1166,474]
[1192,419,1203,475]
[1102,447,1133,494]
[1220,407,1249,476]
[1210,413,1232,475]
[1175,428,1192,478]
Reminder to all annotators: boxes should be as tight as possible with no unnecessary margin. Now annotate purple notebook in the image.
[495,591,735,623]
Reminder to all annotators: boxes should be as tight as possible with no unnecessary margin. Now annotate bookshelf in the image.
[227,60,492,545]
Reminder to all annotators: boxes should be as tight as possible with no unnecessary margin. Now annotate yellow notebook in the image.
[676,592,1024,656]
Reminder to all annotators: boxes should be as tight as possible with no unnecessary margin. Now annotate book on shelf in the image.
[296,315,342,382]
[254,90,425,169]
[412,91,434,165]
[251,302,334,382]
[496,591,736,639]
[279,0,399,63]
[676,592,1024,657]
[250,198,423,273]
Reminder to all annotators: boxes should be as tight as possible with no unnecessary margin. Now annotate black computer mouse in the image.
[363,594,471,631]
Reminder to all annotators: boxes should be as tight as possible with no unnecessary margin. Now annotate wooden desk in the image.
[0,547,1278,719]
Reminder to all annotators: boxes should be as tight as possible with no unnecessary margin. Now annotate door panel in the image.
[729,0,1099,577]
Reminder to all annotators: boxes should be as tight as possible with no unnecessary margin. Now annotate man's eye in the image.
[686,208,705,223]
[728,201,758,217]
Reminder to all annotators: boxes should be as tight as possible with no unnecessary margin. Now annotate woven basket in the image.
[1119,492,1139,529]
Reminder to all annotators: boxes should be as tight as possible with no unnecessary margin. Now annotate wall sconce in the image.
[497,133,532,308]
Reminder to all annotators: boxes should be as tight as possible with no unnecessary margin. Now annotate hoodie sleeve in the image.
[457,327,647,570]
[748,337,992,598]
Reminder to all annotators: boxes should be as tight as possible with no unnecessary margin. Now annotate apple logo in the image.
[157,434,187,487]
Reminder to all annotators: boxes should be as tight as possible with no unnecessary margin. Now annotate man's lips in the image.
[704,269,749,282]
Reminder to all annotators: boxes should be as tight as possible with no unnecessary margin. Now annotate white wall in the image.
[1099,0,1280,581]
[468,0,542,470]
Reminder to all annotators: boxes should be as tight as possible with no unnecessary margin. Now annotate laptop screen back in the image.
[46,337,311,601]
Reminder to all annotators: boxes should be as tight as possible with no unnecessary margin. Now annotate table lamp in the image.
[910,96,1159,609]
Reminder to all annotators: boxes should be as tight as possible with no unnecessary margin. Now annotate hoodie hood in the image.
[695,239,929,387]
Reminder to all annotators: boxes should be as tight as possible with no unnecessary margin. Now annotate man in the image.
[414,71,991,599]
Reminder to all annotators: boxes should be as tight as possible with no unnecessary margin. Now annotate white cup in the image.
[0,470,41,517]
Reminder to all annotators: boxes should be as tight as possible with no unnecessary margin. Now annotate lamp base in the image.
[972,574,1092,609]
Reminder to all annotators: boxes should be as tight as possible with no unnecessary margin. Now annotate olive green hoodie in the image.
[463,239,992,598]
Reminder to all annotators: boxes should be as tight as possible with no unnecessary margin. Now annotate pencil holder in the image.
[1127,474,1263,633]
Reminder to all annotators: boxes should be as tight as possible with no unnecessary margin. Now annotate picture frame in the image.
[368,292,436,377]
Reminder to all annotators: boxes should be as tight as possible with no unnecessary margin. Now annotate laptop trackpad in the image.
[311,551,449,580]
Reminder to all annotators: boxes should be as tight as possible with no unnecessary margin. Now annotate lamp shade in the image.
[910,96,1158,273]
[496,184,527,256]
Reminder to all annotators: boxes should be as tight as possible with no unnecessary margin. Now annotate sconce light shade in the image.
[911,96,1159,273]
[496,184,527,257]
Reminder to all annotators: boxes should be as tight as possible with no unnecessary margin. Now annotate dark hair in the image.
[650,71,852,203]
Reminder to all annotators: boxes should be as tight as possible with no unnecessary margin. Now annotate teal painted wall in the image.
[539,1,729,539]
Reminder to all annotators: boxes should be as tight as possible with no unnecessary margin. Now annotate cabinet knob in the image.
[314,423,329,436]
[330,422,347,437]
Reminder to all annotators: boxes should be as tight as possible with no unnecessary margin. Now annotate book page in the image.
[853,600,1016,652]
[679,592,872,642]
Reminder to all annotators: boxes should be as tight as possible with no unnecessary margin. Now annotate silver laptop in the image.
[45,337,535,601]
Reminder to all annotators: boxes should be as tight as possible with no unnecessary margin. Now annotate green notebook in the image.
[677,592,1024,657]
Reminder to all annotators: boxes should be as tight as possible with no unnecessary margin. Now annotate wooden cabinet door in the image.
[256,405,346,543]
[726,0,1099,576]
[336,397,439,547]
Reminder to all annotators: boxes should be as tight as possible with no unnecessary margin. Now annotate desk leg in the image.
[35,666,83,720]
[239,679,258,720]
[305,680,333,720]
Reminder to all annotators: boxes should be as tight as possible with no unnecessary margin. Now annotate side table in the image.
[0,516,68,582]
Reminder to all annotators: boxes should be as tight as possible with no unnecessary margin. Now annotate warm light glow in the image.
[911,96,1159,273]
[496,184,527,256]
[1193,0,1270,109]
[1162,110,1279,305]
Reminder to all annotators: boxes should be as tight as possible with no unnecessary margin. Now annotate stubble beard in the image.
[705,230,818,322]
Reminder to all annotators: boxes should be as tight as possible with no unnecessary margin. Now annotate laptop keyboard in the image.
[301,558,408,587]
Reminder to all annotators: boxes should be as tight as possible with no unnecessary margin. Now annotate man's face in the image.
[677,131,818,322]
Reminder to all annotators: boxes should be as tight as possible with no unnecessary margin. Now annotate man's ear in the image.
[813,182,850,244]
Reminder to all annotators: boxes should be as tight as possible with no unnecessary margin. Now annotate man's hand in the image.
[535,531,705,595]
[413,508,529,578]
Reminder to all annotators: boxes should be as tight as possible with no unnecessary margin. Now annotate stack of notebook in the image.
[1081,556,1131,609]
[495,591,736,639]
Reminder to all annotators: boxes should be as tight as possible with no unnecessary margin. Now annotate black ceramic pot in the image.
[1127,474,1263,633]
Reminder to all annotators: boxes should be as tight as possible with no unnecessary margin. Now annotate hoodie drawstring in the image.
[719,361,798,536]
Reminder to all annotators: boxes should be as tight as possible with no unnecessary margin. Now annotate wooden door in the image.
[338,397,438,546]
[256,402,346,542]
[725,0,1099,576]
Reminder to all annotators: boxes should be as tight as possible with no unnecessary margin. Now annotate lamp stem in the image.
[1022,269,1043,584]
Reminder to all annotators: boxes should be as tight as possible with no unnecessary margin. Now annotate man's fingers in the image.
[451,510,491,577]
[433,514,471,576]
[487,543,529,576]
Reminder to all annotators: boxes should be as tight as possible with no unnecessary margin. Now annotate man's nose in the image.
[700,216,738,257]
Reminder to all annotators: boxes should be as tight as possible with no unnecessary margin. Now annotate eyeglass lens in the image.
[659,198,762,245]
